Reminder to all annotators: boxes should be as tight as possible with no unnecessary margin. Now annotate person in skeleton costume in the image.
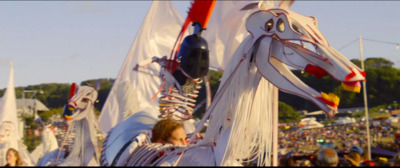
[157,22,210,134]
[100,1,215,166]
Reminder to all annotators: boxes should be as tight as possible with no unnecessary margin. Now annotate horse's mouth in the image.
[278,39,365,116]
[284,39,364,92]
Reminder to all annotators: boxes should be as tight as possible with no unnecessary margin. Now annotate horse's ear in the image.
[240,2,258,11]
[69,83,77,99]
[278,0,294,10]
[241,1,280,11]
[94,79,101,91]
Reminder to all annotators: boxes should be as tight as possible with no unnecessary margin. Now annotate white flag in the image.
[98,1,185,134]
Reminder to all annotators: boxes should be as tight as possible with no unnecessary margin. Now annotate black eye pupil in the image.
[265,19,274,32]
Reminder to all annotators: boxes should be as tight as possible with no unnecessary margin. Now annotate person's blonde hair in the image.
[151,118,184,143]
[6,148,23,166]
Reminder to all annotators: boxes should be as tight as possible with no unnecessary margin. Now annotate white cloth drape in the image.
[98,1,186,134]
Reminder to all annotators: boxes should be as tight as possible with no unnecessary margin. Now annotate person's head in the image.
[151,118,187,145]
[350,145,363,155]
[318,148,339,167]
[303,160,311,166]
[377,157,388,166]
[279,157,295,167]
[344,151,362,167]
[6,148,22,166]
[393,153,400,166]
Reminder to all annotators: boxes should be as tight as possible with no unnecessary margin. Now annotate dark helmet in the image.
[177,34,209,79]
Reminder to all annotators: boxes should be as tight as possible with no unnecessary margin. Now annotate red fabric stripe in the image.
[69,83,77,99]
[187,0,216,28]
[317,97,338,108]
[345,71,356,81]
[305,64,326,79]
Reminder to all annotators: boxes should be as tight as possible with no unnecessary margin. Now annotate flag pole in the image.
[359,35,371,160]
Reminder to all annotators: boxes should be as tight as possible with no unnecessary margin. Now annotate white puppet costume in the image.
[101,0,365,166]
[0,62,34,166]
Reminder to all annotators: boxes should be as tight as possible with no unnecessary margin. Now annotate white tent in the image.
[334,117,356,125]
[386,116,399,124]
[299,117,324,129]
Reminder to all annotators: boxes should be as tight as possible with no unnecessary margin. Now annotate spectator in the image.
[151,118,187,145]
[377,157,388,166]
[361,160,375,167]
[350,145,363,155]
[392,153,400,166]
[317,148,339,167]
[344,151,361,167]
[279,157,295,167]
[4,148,26,167]
[361,146,374,166]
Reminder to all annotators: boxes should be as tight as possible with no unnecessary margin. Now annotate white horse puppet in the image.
[37,82,101,166]
[102,0,365,166]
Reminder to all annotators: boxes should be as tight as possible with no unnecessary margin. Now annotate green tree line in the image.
[0,58,398,124]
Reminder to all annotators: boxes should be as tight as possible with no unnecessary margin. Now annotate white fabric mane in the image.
[58,87,100,166]
[201,36,278,166]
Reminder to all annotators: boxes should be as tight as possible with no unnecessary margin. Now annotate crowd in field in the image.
[275,118,400,166]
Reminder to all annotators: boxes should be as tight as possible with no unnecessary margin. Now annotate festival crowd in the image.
[276,118,400,167]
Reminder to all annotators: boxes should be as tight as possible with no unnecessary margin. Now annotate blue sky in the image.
[1,1,399,89]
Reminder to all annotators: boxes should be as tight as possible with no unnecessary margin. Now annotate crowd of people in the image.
[4,115,400,166]
[277,118,400,167]
[278,145,400,167]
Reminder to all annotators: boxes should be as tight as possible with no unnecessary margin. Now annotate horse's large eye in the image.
[292,22,304,35]
[265,19,274,32]
[277,18,285,32]
[82,98,89,103]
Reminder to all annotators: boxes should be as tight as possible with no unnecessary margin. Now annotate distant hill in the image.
[0,58,399,120]
[0,78,115,111]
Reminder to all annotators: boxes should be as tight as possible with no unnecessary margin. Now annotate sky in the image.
[1,1,400,90]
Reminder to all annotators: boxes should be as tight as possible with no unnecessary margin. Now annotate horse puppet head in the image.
[60,80,102,166]
[244,2,365,116]
[66,80,101,120]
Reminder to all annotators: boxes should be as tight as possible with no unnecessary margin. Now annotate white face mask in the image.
[0,121,14,143]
